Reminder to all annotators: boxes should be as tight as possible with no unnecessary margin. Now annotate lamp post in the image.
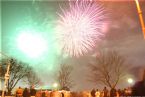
[135,0,145,38]
[0,52,11,97]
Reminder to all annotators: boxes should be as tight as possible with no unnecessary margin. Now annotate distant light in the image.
[127,78,133,84]
[53,83,58,88]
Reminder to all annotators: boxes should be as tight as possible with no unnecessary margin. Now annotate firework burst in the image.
[56,1,108,57]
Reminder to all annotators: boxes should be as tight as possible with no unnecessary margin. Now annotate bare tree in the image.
[57,64,74,90]
[23,67,40,88]
[0,58,30,95]
[88,50,127,89]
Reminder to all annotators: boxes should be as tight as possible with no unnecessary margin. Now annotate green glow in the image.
[2,1,62,74]
[17,30,47,58]
[13,24,59,72]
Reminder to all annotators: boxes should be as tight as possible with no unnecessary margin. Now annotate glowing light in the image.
[56,1,108,57]
[127,78,133,84]
[17,31,47,58]
[53,83,58,88]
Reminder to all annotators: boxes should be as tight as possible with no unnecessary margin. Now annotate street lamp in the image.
[127,78,134,85]
[0,52,11,97]
[53,83,58,90]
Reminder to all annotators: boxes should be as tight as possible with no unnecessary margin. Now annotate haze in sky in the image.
[1,0,145,90]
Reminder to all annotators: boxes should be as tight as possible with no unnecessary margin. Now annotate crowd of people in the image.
[15,86,67,97]
[15,86,36,97]
[90,87,132,97]
[12,84,145,97]
[13,86,136,97]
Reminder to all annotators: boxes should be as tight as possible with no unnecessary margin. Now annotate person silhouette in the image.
[132,69,145,96]
[91,89,96,97]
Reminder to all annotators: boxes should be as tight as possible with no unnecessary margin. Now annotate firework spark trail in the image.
[56,1,108,57]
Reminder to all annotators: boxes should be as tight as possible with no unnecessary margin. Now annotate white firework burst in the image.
[55,1,108,57]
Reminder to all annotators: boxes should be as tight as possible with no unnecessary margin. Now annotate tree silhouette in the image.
[23,67,40,88]
[57,64,74,90]
[0,58,30,95]
[88,50,127,89]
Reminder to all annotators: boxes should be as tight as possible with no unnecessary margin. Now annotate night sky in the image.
[1,0,145,90]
